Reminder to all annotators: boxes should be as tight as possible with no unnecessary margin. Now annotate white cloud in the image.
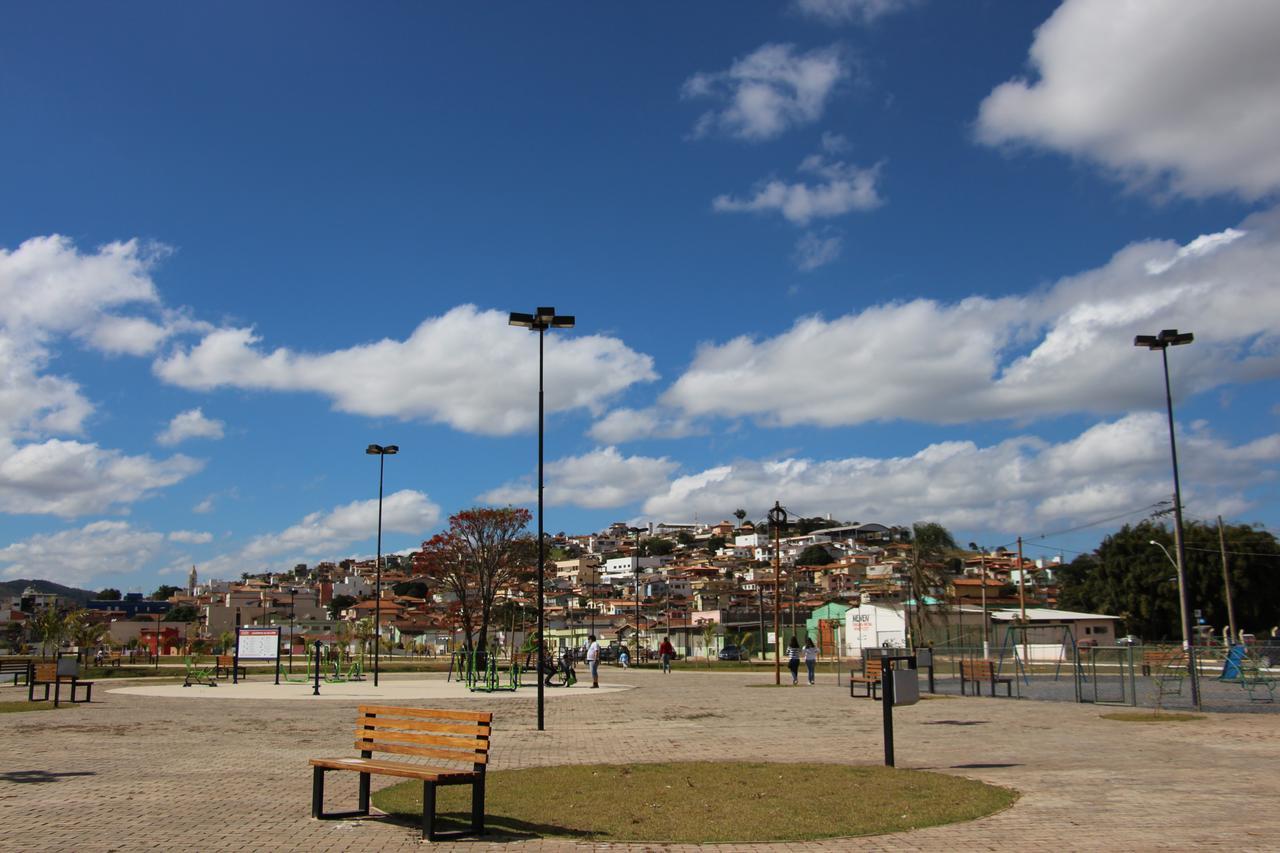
[0,437,203,518]
[0,520,167,587]
[665,208,1280,427]
[683,44,848,141]
[481,447,680,510]
[199,490,441,577]
[794,0,917,25]
[976,0,1280,199]
[154,305,656,437]
[168,530,213,544]
[792,231,844,271]
[587,407,705,444]
[713,155,882,225]
[641,414,1280,531]
[157,408,226,446]
[193,497,215,514]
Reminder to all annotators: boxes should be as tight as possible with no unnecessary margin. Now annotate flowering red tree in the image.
[417,507,534,652]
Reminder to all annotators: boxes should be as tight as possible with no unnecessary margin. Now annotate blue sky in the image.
[2,0,1279,591]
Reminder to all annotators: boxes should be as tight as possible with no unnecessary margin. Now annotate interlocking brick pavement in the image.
[1,667,1278,851]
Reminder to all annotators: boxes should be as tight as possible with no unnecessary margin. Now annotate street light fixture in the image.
[509,306,575,732]
[1134,328,1199,708]
[288,587,296,674]
[366,443,399,687]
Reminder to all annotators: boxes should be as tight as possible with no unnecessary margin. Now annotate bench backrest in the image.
[34,662,64,681]
[961,659,996,679]
[0,658,33,672]
[217,655,235,666]
[863,657,885,679]
[355,706,492,770]
[1143,650,1181,669]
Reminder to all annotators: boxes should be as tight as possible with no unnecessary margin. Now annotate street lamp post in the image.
[366,443,399,687]
[768,502,789,685]
[1134,328,1199,709]
[632,527,643,663]
[288,588,296,674]
[509,306,575,732]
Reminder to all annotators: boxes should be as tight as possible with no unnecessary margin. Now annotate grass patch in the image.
[371,761,1016,843]
[0,700,71,714]
[1100,711,1205,723]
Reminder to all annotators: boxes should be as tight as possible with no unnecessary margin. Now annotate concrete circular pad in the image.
[108,673,631,701]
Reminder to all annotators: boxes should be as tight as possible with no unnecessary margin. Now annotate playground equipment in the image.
[182,656,217,688]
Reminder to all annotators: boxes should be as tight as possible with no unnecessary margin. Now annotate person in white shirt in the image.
[586,634,601,688]
[803,637,819,685]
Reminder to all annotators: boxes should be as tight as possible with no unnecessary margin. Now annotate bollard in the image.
[313,641,322,696]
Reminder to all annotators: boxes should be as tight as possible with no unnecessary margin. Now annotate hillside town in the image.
[2,515,1086,662]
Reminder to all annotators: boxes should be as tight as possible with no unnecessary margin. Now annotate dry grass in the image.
[1100,711,1205,723]
[0,700,68,714]
[371,761,1016,843]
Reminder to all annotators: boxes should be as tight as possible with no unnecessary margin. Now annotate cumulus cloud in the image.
[157,408,226,446]
[154,305,656,436]
[168,530,213,544]
[713,155,882,225]
[587,407,705,444]
[664,208,1280,427]
[976,0,1280,199]
[683,44,848,141]
[480,447,680,510]
[793,231,844,271]
[641,414,1280,531]
[0,438,203,518]
[0,520,167,586]
[793,0,918,25]
[198,490,441,577]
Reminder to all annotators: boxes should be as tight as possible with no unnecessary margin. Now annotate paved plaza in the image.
[2,667,1278,851]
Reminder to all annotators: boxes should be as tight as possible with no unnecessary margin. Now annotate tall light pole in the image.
[768,502,789,685]
[631,527,644,661]
[288,587,296,673]
[509,306,575,732]
[1134,328,1199,709]
[366,443,399,687]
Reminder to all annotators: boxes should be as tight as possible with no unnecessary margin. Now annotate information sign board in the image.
[237,627,281,660]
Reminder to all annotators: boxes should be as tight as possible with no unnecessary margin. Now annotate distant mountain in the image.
[0,579,97,606]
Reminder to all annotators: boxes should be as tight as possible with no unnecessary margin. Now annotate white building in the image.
[844,602,907,656]
[601,555,668,581]
[332,574,372,599]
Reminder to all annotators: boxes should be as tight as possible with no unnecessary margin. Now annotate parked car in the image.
[718,645,747,661]
[1117,635,1142,646]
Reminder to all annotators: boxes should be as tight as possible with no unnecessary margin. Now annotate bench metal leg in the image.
[471,776,485,835]
[312,767,325,818]
[422,781,436,840]
[358,772,370,815]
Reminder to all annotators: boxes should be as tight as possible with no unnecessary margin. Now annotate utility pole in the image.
[1217,515,1238,644]
[768,502,788,685]
[1017,537,1028,664]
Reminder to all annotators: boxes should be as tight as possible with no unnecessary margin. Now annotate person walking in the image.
[786,636,801,685]
[659,636,675,674]
[803,637,818,685]
[586,634,601,688]
[619,644,630,669]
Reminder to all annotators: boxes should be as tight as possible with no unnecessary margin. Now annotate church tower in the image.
[188,565,198,595]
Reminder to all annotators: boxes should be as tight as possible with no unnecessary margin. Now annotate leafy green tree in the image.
[327,594,357,620]
[796,545,834,566]
[733,509,747,524]
[151,585,181,601]
[219,630,235,655]
[164,605,199,622]
[96,588,122,601]
[1058,520,1280,640]
[642,538,676,557]
[699,620,719,667]
[676,530,695,546]
[707,535,726,552]
[391,580,429,598]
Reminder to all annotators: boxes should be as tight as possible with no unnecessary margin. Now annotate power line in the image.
[993,501,1168,552]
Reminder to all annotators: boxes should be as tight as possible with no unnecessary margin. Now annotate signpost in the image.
[235,626,282,685]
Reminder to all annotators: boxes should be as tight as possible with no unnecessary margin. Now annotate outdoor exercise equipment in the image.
[182,655,217,688]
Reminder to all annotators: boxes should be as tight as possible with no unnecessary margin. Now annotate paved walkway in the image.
[2,668,1278,851]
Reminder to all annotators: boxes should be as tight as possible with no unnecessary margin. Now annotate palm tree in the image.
[33,608,67,659]
[733,509,747,525]
[219,631,235,655]
[65,610,109,664]
[909,522,958,647]
[353,618,375,666]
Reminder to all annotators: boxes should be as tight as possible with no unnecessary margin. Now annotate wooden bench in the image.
[850,657,885,699]
[960,659,1013,697]
[1141,649,1181,676]
[310,706,492,841]
[28,662,94,707]
[215,654,245,680]
[0,658,33,686]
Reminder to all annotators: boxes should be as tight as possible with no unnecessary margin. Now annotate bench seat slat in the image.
[353,728,488,751]
[310,757,479,782]
[354,741,491,764]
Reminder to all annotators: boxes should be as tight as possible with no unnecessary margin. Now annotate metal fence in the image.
[858,642,1278,713]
